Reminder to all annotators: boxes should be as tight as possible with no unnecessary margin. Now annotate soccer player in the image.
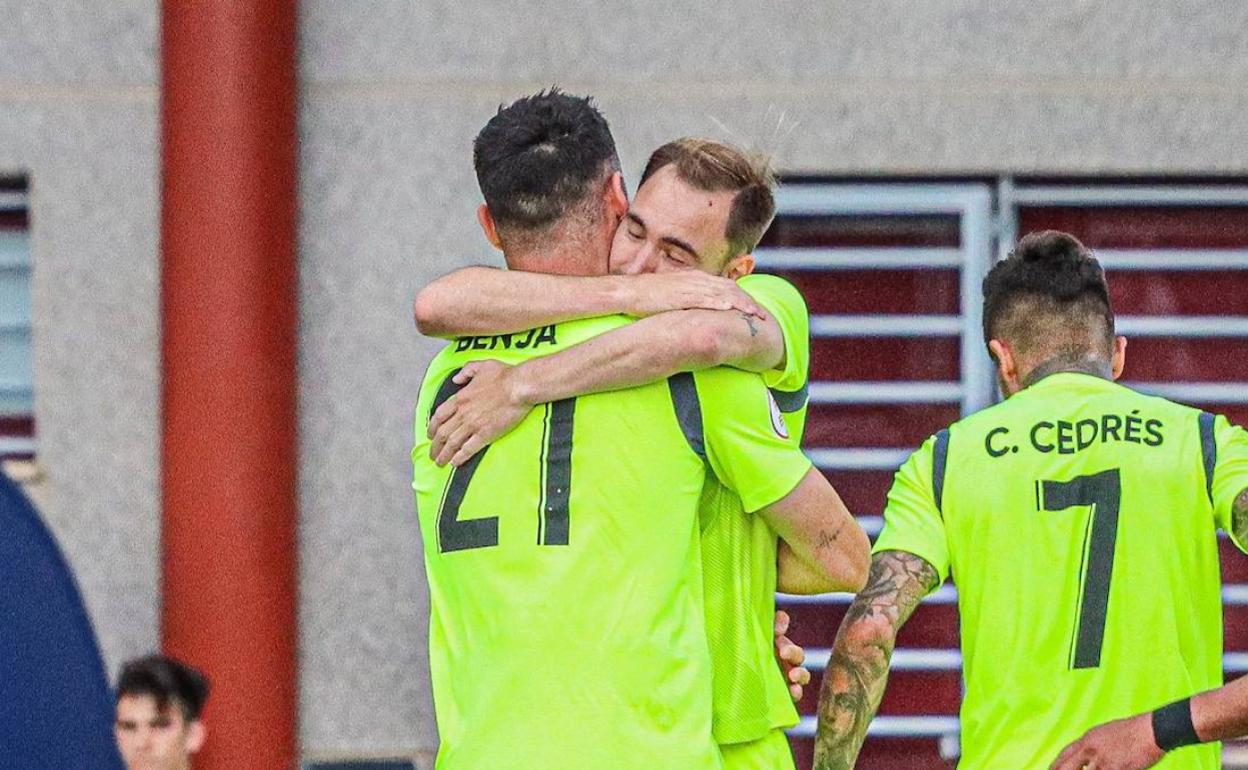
[412,91,867,770]
[419,136,853,770]
[812,230,1248,770]
[1052,674,1248,769]
[114,655,209,770]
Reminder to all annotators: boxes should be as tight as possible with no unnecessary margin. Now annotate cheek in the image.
[608,236,642,275]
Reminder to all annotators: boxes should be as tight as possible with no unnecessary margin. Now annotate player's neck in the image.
[1021,354,1112,389]
[503,242,608,277]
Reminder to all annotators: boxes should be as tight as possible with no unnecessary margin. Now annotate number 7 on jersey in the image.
[1036,468,1121,670]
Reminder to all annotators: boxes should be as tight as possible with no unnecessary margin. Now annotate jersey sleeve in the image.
[737,274,810,393]
[872,434,952,583]
[1212,414,1248,553]
[693,366,813,513]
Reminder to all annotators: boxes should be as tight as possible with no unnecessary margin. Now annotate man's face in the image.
[115,694,202,770]
[608,164,735,276]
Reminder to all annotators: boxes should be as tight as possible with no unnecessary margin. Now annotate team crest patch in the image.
[767,391,789,439]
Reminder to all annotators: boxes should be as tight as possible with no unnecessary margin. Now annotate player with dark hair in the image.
[114,654,210,770]
[413,92,867,770]
[813,230,1248,769]
[418,134,851,770]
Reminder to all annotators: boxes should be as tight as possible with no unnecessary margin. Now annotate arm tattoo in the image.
[739,312,759,338]
[1233,487,1248,546]
[816,521,847,551]
[813,550,940,770]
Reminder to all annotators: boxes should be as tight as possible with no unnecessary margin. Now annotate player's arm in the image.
[813,549,940,770]
[813,436,950,770]
[1051,671,1248,770]
[763,470,870,594]
[428,307,786,466]
[1212,415,1248,553]
[412,265,764,338]
[697,367,870,592]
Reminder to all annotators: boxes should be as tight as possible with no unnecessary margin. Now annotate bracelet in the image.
[1152,697,1200,752]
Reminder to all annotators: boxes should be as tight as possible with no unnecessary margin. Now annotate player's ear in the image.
[604,171,628,220]
[1110,335,1127,380]
[476,204,504,251]
[987,339,1021,395]
[722,253,755,279]
[186,720,206,753]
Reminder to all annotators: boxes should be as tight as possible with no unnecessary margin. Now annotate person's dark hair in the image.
[117,654,210,722]
[982,230,1115,359]
[473,88,620,238]
[639,137,777,258]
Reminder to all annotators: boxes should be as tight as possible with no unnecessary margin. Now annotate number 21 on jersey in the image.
[434,378,576,553]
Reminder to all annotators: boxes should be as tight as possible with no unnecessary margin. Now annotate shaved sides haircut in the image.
[982,230,1115,364]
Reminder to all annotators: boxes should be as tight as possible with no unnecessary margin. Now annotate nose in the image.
[622,245,659,275]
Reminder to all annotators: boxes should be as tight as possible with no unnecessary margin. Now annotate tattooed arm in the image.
[1232,487,1248,549]
[814,549,941,770]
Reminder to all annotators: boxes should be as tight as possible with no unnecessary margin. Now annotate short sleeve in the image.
[692,366,813,513]
[1211,414,1248,553]
[872,434,952,583]
[737,274,810,394]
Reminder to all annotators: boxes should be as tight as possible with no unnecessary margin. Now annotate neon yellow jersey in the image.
[701,273,812,746]
[412,316,812,770]
[875,373,1248,769]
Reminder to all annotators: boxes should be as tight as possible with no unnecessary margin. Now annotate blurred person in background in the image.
[114,655,209,770]
[813,231,1248,770]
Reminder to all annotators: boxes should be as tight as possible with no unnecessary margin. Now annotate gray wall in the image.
[3,1,1246,766]
[0,0,162,683]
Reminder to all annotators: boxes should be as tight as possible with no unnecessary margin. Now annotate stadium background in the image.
[2,2,1247,768]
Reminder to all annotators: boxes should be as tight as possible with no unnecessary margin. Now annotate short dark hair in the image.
[982,230,1115,358]
[117,654,210,722]
[639,137,777,258]
[473,88,620,237]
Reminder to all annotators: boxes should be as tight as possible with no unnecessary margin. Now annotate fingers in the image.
[450,434,486,467]
[1048,741,1089,770]
[774,610,790,636]
[789,665,811,686]
[429,411,459,460]
[730,292,767,320]
[452,363,479,384]
[434,423,474,466]
[777,637,804,667]
[789,682,804,702]
[427,397,457,440]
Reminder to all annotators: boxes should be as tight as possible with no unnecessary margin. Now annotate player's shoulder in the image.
[737,272,805,308]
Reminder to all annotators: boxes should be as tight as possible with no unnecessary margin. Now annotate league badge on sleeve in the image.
[767,390,790,439]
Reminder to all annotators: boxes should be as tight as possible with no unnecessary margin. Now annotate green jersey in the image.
[875,373,1248,769]
[700,273,812,746]
[412,316,812,770]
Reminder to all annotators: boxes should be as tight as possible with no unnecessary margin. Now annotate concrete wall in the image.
[3,1,1246,766]
[0,0,161,683]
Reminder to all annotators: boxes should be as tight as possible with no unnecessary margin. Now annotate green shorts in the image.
[719,729,797,770]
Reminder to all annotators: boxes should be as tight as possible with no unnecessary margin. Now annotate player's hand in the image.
[1049,713,1164,770]
[774,610,810,703]
[427,360,533,467]
[620,272,768,320]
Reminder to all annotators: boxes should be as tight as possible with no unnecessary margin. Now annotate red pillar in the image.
[160,2,298,769]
